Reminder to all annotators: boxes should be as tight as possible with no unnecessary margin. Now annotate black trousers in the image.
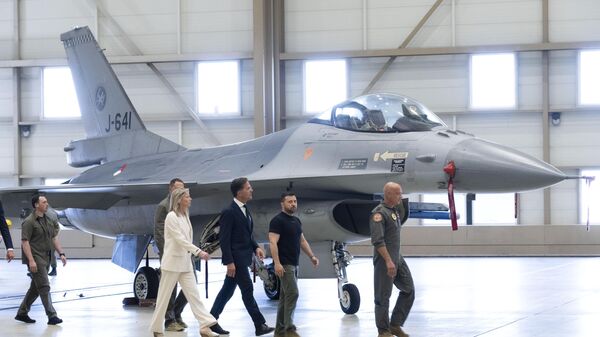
[210,264,265,327]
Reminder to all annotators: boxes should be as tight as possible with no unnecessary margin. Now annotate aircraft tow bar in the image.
[443,160,459,231]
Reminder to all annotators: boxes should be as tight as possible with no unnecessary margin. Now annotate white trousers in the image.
[150,270,217,333]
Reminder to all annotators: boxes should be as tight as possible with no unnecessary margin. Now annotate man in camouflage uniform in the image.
[370,182,414,337]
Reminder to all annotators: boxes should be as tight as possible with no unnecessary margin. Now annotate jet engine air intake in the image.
[332,200,380,237]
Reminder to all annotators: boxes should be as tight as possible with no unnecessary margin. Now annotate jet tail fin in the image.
[60,26,185,167]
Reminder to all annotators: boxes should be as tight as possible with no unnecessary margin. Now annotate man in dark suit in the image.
[0,200,15,262]
[209,177,275,336]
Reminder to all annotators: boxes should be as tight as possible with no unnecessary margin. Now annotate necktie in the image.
[243,205,251,227]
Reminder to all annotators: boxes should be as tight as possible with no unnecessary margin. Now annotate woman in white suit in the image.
[150,188,219,337]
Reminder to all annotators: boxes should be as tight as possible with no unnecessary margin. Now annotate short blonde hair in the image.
[169,188,190,216]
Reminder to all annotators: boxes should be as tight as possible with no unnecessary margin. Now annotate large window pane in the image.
[304,59,347,113]
[470,53,516,109]
[579,50,600,105]
[197,61,240,115]
[44,178,69,186]
[472,193,516,224]
[580,169,600,224]
[43,67,81,119]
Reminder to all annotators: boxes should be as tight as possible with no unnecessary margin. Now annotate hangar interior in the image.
[1,0,600,259]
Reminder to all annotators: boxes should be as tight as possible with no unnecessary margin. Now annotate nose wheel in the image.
[339,283,360,314]
[333,241,360,314]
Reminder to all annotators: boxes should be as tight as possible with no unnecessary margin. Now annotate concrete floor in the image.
[1,256,599,337]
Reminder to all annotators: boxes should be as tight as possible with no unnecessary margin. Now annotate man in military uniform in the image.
[16,194,67,325]
[154,178,189,332]
[370,182,414,337]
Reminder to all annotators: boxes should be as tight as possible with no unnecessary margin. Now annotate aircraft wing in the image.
[0,183,188,213]
[0,172,390,217]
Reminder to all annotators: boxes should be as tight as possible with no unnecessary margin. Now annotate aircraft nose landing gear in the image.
[333,241,360,314]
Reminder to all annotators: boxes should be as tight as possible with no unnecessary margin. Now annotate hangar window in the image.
[579,50,600,105]
[196,61,240,115]
[469,53,516,109]
[580,169,600,224]
[421,193,515,225]
[44,178,69,186]
[304,59,347,113]
[42,67,81,119]
[472,193,516,224]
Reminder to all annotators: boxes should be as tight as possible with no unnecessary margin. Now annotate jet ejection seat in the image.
[365,109,387,131]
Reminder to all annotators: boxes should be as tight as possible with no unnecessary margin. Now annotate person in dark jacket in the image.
[0,200,15,262]
[209,177,275,336]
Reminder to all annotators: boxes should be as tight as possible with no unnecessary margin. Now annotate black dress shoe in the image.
[15,314,36,323]
[47,316,63,325]
[48,267,57,276]
[255,323,275,336]
[210,323,230,335]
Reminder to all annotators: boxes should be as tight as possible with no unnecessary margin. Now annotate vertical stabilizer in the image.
[60,26,144,138]
[60,26,185,167]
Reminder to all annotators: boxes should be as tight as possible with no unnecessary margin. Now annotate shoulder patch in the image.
[372,213,383,222]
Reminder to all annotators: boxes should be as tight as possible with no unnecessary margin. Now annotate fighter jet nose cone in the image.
[448,138,566,192]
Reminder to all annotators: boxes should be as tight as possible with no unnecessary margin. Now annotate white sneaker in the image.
[200,327,219,337]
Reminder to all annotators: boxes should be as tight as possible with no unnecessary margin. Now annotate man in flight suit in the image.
[370,182,414,337]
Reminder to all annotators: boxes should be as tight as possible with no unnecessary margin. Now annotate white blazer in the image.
[162,211,200,272]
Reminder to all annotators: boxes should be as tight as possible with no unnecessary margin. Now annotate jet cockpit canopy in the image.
[309,93,447,133]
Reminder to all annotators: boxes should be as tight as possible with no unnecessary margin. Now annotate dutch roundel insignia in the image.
[372,213,383,222]
[391,213,397,221]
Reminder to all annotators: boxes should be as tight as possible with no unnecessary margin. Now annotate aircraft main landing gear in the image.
[133,266,159,300]
[333,241,360,314]
[129,247,159,305]
[255,256,280,300]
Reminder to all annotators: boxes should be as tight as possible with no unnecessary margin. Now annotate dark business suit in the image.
[210,200,265,326]
[0,201,14,250]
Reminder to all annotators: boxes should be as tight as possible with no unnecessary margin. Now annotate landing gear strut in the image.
[333,241,360,314]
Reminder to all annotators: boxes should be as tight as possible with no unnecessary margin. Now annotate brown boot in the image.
[378,332,394,337]
[287,330,301,337]
[390,325,409,337]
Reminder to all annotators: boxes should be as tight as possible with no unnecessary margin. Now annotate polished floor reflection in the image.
[1,257,599,337]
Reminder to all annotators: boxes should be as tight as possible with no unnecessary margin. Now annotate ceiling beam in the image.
[281,41,600,60]
[362,0,445,94]
[95,0,220,145]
